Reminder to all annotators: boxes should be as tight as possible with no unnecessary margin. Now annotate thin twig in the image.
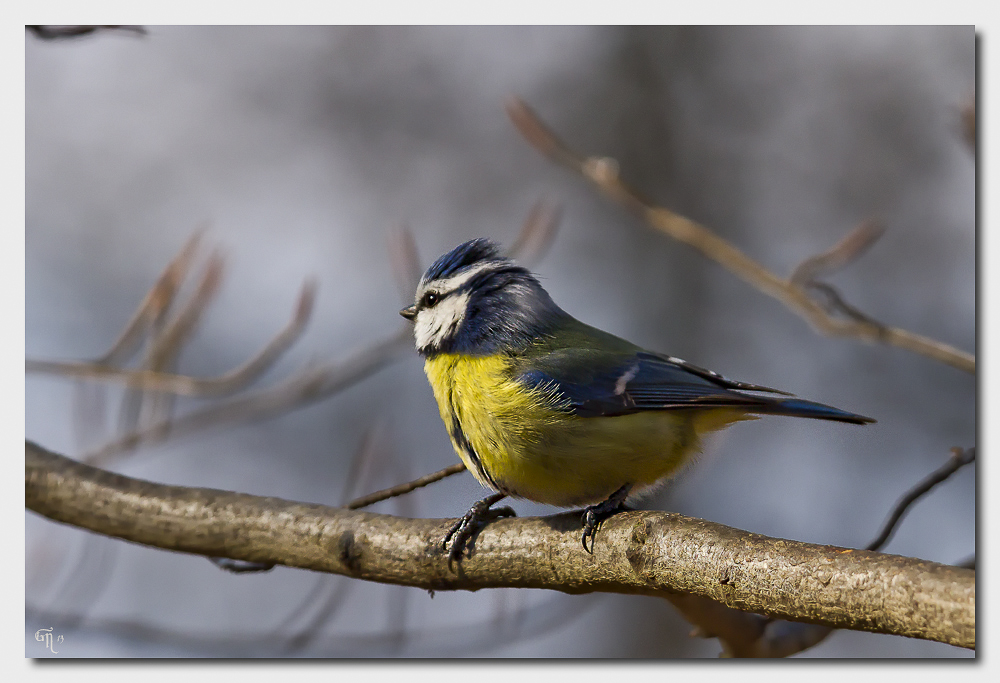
[789,220,894,331]
[867,447,976,552]
[82,328,413,466]
[27,280,317,397]
[506,199,562,265]
[80,231,207,441]
[804,282,889,332]
[337,425,384,508]
[120,252,225,436]
[31,231,411,467]
[505,98,975,374]
[143,251,225,373]
[790,220,886,285]
[27,25,147,40]
[388,225,423,307]
[96,231,204,366]
[346,463,467,510]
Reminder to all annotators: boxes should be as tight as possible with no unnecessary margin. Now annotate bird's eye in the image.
[422,292,440,308]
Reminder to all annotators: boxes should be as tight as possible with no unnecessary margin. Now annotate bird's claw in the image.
[580,484,633,553]
[581,509,602,554]
[443,494,515,568]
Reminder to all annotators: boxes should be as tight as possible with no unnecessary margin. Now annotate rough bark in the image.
[25,440,975,649]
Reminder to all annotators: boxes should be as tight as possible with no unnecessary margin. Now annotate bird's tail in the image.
[752,397,875,425]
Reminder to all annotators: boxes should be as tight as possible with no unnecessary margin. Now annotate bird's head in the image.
[400,238,565,357]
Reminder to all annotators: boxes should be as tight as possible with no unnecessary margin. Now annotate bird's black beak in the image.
[400,305,417,321]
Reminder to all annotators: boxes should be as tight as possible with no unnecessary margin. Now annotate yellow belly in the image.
[424,353,746,507]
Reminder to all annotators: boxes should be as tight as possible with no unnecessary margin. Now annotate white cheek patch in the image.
[414,291,471,350]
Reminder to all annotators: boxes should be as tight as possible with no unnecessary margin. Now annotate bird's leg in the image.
[443,492,515,566]
[581,483,633,553]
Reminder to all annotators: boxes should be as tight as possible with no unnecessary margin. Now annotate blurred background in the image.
[25,26,974,657]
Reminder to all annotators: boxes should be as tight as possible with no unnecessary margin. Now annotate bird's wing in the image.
[516,346,789,418]
[513,318,873,424]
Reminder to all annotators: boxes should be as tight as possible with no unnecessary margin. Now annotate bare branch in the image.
[346,464,467,510]
[27,280,317,397]
[790,220,886,286]
[505,98,975,374]
[867,447,976,552]
[387,225,423,307]
[27,25,147,41]
[800,282,889,332]
[96,231,204,366]
[337,424,385,507]
[506,199,562,265]
[667,445,976,657]
[81,328,412,466]
[789,220,894,330]
[118,244,224,435]
[144,251,225,374]
[26,441,975,650]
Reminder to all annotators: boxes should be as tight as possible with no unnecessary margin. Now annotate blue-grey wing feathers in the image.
[518,351,874,425]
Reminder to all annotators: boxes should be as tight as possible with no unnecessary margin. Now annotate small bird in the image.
[400,238,874,560]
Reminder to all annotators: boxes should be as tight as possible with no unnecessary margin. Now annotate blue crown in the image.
[422,238,503,282]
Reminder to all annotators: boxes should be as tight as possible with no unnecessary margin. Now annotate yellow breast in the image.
[423,353,739,507]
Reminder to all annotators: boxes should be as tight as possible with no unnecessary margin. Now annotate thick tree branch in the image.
[25,441,974,650]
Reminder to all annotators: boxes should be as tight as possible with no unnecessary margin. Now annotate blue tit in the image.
[400,238,874,559]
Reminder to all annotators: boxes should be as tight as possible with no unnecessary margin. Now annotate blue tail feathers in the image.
[762,398,875,425]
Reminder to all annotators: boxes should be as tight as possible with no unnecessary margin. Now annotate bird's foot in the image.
[581,484,633,553]
[443,493,515,568]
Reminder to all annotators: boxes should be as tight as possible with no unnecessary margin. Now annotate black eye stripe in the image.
[421,266,522,308]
